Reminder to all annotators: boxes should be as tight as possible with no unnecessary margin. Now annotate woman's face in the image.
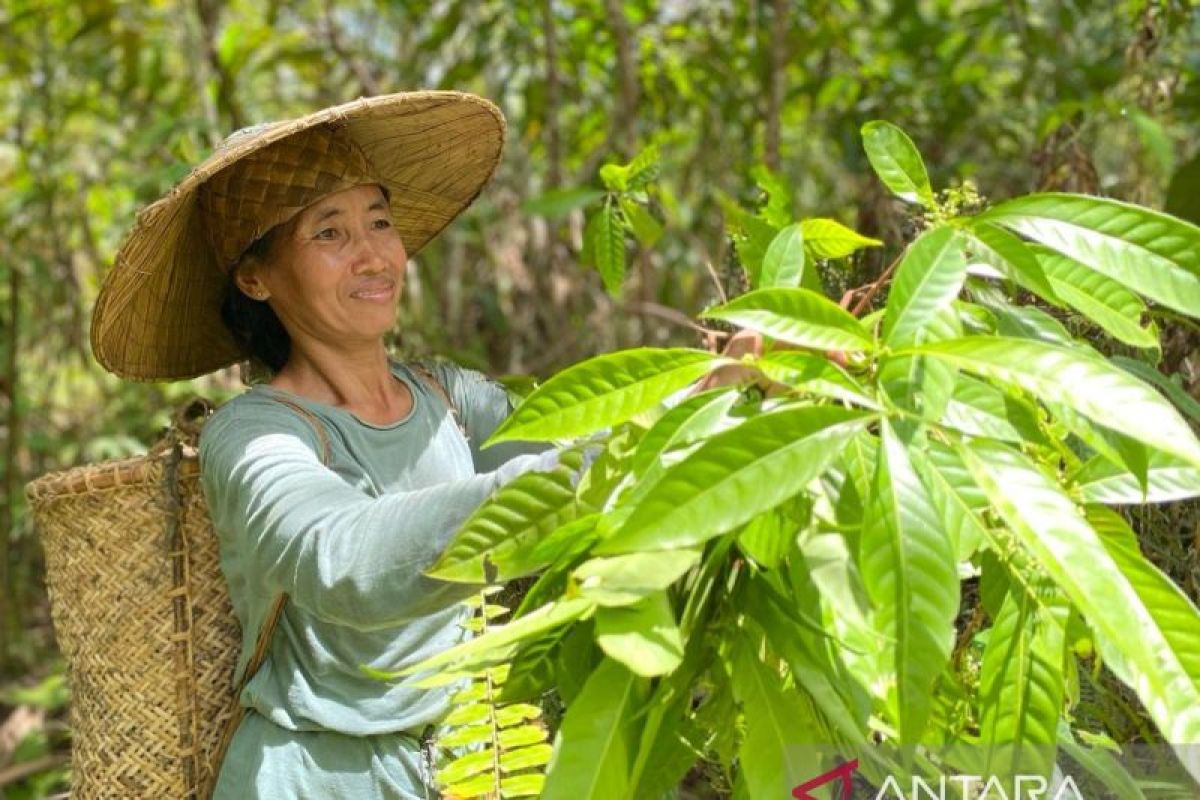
[236,183,406,348]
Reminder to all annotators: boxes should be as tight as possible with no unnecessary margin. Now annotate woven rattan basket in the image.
[25,398,237,799]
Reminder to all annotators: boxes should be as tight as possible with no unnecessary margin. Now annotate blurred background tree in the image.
[1,0,1198,795]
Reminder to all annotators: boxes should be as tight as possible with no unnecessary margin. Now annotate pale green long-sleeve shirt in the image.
[198,358,559,799]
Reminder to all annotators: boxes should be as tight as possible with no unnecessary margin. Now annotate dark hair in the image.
[219,228,291,374]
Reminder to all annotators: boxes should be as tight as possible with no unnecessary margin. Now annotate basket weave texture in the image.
[25,399,237,798]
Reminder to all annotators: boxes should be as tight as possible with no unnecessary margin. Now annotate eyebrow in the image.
[311,198,389,224]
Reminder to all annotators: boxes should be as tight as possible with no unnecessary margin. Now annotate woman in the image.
[90,92,605,799]
[91,92,751,799]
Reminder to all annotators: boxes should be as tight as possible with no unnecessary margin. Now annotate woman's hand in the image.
[693,329,771,393]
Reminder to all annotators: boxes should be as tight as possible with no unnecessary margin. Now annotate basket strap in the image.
[406,361,467,440]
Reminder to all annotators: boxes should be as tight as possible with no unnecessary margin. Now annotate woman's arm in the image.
[199,404,565,631]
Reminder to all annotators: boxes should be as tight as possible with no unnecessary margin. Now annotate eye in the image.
[372,218,392,229]
[315,227,337,240]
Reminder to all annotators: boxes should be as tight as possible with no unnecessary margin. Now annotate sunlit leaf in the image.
[485,348,721,445]
[701,288,876,352]
[596,406,873,553]
[905,336,1200,469]
[861,120,935,206]
[979,192,1200,317]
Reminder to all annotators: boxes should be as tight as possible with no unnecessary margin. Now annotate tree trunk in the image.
[765,0,788,173]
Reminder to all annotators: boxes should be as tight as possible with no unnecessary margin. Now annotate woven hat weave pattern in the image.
[198,124,381,270]
[91,91,506,382]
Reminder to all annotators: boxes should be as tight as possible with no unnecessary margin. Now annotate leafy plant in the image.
[406,587,553,799]
[392,120,1200,797]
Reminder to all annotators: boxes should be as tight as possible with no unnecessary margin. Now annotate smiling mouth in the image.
[350,282,396,300]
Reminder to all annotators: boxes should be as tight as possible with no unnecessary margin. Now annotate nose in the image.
[349,229,403,275]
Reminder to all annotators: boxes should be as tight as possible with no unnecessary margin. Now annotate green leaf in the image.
[428,463,584,582]
[500,743,554,772]
[595,406,873,554]
[1037,249,1158,350]
[1057,721,1147,800]
[594,201,626,296]
[904,336,1200,470]
[1072,450,1200,504]
[574,547,702,607]
[595,591,684,677]
[541,657,646,800]
[485,348,720,445]
[939,374,1044,444]
[701,288,876,352]
[619,197,663,247]
[956,440,1200,757]
[861,120,935,206]
[500,773,546,796]
[882,226,968,347]
[800,217,882,259]
[978,192,1200,317]
[625,143,661,190]
[722,198,780,288]
[759,223,807,289]
[523,187,606,218]
[860,420,959,744]
[389,598,595,677]
[964,222,1059,303]
[978,579,1068,781]
[730,629,820,796]
[1111,355,1200,426]
[1086,504,1200,690]
[737,508,796,569]
[752,351,880,409]
[912,441,992,562]
[630,389,739,480]
[752,164,793,228]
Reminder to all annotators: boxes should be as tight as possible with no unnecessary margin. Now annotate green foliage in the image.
[402,120,1200,796]
[424,588,552,799]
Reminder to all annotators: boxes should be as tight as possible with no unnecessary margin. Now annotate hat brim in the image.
[92,91,506,381]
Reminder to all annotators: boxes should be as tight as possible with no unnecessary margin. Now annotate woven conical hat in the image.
[91,91,505,381]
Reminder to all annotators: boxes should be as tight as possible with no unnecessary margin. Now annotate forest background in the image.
[2,0,1200,796]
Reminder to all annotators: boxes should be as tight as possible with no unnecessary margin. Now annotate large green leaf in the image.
[882,226,968,347]
[904,336,1200,469]
[701,288,876,351]
[978,192,1200,317]
[861,120,935,206]
[573,547,702,607]
[428,459,585,582]
[956,440,1200,763]
[1071,450,1200,504]
[595,406,873,554]
[978,578,1067,781]
[911,441,992,562]
[386,598,596,678]
[628,389,740,492]
[801,217,882,259]
[759,222,807,288]
[595,590,684,677]
[1036,249,1158,350]
[964,222,1059,303]
[939,374,1043,445]
[860,420,959,743]
[541,657,647,800]
[731,629,821,797]
[591,201,626,296]
[485,348,720,445]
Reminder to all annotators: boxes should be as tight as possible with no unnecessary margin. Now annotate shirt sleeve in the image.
[423,360,555,473]
[198,401,554,631]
